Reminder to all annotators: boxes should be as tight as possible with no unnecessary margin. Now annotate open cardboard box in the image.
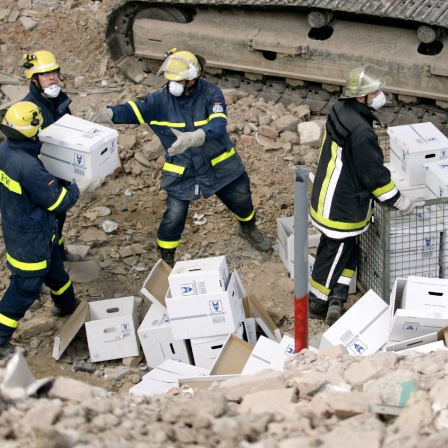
[53,297,140,362]
[386,326,448,352]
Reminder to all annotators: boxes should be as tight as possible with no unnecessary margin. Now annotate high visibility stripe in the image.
[52,233,56,242]
[337,276,352,286]
[0,313,19,329]
[0,171,22,194]
[58,236,64,245]
[6,253,47,271]
[157,239,180,249]
[211,147,235,166]
[318,141,341,219]
[162,162,185,175]
[342,268,355,278]
[48,188,67,211]
[50,279,72,296]
[128,101,145,124]
[327,242,344,289]
[311,218,371,240]
[194,112,227,127]
[150,121,185,128]
[310,206,373,231]
[374,181,399,202]
[234,210,255,222]
[310,279,331,297]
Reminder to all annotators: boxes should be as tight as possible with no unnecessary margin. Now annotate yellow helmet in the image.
[23,51,60,79]
[0,101,42,140]
[343,64,388,98]
[157,49,202,81]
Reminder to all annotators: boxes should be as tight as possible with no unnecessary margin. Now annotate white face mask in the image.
[369,91,386,110]
[169,81,184,97]
[43,84,61,98]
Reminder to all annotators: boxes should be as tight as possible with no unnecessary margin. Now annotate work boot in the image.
[237,219,272,253]
[0,341,16,365]
[326,297,344,326]
[52,298,81,318]
[158,247,176,268]
[309,293,328,320]
[63,250,83,262]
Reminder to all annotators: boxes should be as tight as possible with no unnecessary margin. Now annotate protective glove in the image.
[394,195,416,216]
[72,178,103,195]
[167,128,206,156]
[84,106,114,125]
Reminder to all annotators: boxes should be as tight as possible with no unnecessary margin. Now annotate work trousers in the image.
[157,172,254,246]
[0,241,77,343]
[309,233,358,303]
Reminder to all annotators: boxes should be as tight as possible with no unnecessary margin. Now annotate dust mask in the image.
[169,81,184,97]
[43,84,61,98]
[369,91,386,110]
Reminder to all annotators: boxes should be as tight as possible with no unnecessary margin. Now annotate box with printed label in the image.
[168,256,229,297]
[39,114,120,182]
[388,122,448,186]
[85,296,139,362]
[137,305,192,368]
[385,326,448,352]
[319,289,390,356]
[269,334,296,371]
[166,271,245,340]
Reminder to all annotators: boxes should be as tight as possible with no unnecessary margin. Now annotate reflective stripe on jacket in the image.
[0,139,79,276]
[109,79,245,200]
[310,99,400,239]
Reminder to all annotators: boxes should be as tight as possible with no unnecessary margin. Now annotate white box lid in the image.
[39,114,118,153]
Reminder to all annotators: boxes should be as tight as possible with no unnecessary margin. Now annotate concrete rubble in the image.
[1,347,448,446]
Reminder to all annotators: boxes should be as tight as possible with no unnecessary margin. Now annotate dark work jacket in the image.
[0,138,79,276]
[109,79,246,200]
[310,99,400,239]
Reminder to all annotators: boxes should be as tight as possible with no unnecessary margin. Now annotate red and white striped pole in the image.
[293,166,310,353]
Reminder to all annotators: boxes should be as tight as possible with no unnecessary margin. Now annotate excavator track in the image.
[105,0,448,133]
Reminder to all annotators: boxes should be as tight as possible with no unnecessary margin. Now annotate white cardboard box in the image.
[85,296,140,362]
[388,122,448,186]
[319,289,390,356]
[128,360,208,397]
[137,305,192,368]
[190,323,244,370]
[269,334,296,371]
[168,256,229,297]
[241,335,279,375]
[166,271,245,340]
[385,327,448,352]
[39,114,120,182]
[424,159,448,200]
[402,276,448,312]
[277,217,294,276]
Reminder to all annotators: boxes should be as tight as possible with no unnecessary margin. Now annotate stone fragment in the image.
[239,388,297,415]
[19,317,55,339]
[48,377,94,402]
[20,16,37,31]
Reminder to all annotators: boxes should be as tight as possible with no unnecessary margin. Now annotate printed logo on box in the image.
[74,153,86,168]
[402,150,406,163]
[348,338,367,355]
[402,322,420,331]
[439,186,445,198]
[181,283,197,296]
[209,300,225,315]
[284,344,295,356]
[121,322,131,332]
[439,161,448,169]
[441,149,448,159]
[88,127,104,136]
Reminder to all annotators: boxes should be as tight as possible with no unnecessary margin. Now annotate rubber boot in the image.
[52,298,81,317]
[158,247,176,268]
[237,218,272,253]
[326,298,344,326]
[308,291,328,320]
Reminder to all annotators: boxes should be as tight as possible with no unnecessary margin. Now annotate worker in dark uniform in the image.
[309,64,417,325]
[85,49,271,267]
[0,101,81,362]
[21,50,81,262]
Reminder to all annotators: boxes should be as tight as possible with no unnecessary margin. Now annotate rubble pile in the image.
[2,346,448,447]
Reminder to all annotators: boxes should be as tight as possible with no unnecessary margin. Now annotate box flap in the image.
[140,259,171,310]
[209,334,254,375]
[248,293,282,342]
[52,301,89,360]
[179,374,241,390]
